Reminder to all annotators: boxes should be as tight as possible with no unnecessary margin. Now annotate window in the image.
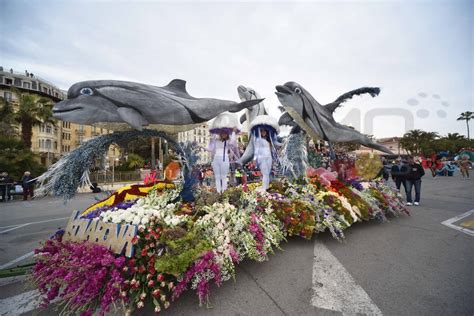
[46,125,51,134]
[5,78,12,85]
[22,82,31,89]
[54,141,57,150]
[46,139,51,149]
[4,92,12,102]
[43,87,48,93]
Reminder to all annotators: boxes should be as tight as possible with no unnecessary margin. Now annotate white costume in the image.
[249,115,281,191]
[207,132,238,193]
[254,137,273,190]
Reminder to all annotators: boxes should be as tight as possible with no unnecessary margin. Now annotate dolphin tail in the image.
[237,136,255,166]
[326,87,381,113]
[278,112,297,127]
[228,98,265,113]
[364,141,394,155]
[240,113,247,124]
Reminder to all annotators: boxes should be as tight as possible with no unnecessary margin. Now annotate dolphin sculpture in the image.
[275,82,393,154]
[236,85,268,166]
[52,79,264,132]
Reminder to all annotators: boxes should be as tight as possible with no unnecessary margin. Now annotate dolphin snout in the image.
[275,85,292,95]
[52,100,83,114]
[237,85,246,94]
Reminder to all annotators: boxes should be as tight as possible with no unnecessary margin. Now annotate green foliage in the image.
[0,137,46,179]
[116,153,146,171]
[13,90,54,148]
[400,129,474,156]
[457,111,473,139]
[127,153,145,169]
[0,97,19,138]
[155,227,212,277]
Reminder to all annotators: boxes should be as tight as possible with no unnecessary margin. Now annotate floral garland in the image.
[30,175,409,315]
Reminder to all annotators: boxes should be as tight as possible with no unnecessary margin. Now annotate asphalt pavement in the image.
[0,175,473,315]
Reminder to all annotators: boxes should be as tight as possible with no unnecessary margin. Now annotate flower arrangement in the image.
[30,237,127,316]
[30,174,409,315]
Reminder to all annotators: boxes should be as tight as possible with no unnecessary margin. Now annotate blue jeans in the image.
[406,179,421,203]
[394,178,406,191]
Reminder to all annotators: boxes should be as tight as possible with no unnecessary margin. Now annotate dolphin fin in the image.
[230,98,265,112]
[240,113,247,124]
[117,107,148,130]
[278,112,297,127]
[166,79,189,94]
[326,87,381,113]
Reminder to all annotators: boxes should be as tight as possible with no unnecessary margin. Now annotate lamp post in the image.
[111,156,119,187]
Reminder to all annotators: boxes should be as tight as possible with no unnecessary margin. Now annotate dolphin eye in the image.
[80,87,93,96]
[294,87,302,94]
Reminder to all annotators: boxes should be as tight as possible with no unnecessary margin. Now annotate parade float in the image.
[25,79,409,315]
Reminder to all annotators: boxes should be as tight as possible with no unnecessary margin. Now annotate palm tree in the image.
[400,129,439,156]
[445,133,465,141]
[0,97,19,138]
[13,91,54,149]
[457,111,473,140]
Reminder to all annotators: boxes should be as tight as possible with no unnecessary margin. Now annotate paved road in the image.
[0,175,473,315]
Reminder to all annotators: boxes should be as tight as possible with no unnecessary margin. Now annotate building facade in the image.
[354,137,408,156]
[0,67,119,167]
[177,124,212,164]
[177,124,250,164]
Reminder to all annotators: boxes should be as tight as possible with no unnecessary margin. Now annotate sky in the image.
[1,0,472,138]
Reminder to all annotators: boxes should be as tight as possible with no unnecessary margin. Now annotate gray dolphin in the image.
[52,79,264,131]
[236,85,268,166]
[275,82,393,154]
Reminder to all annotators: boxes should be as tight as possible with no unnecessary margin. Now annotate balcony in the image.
[75,129,86,136]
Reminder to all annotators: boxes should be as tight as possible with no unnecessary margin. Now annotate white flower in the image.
[132,216,141,225]
[141,217,149,225]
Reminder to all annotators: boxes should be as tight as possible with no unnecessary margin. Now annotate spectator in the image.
[1,172,14,202]
[377,159,390,181]
[21,171,35,200]
[405,156,425,206]
[391,157,407,192]
[235,168,243,185]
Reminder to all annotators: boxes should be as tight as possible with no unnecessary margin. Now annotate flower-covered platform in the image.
[30,174,409,315]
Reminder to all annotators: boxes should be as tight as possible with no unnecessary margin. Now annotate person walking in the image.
[391,157,407,192]
[405,157,425,206]
[21,171,35,200]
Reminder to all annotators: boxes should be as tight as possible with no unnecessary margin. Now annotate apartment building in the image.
[0,67,119,166]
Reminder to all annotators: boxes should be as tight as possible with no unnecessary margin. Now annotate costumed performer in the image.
[249,115,281,191]
[205,113,240,193]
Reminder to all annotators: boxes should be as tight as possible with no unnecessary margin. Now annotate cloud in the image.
[1,0,472,138]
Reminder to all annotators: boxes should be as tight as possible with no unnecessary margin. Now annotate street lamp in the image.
[111,156,119,187]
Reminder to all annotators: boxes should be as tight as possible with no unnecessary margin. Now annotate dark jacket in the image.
[406,163,425,181]
[21,175,34,188]
[391,164,408,180]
